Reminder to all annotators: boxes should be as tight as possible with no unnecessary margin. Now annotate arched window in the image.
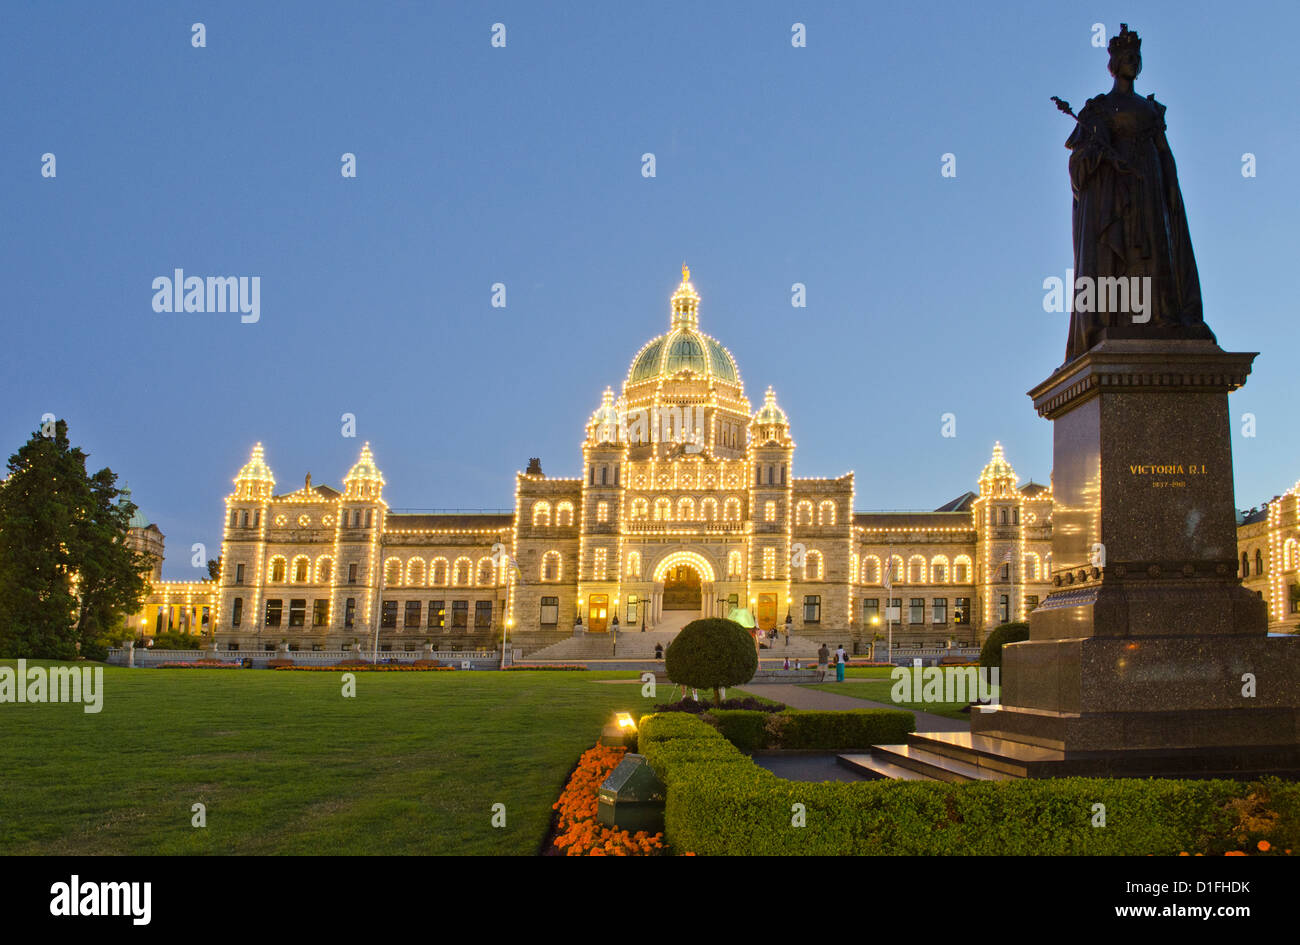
[930,555,949,583]
[796,501,813,526]
[677,497,695,521]
[805,550,824,581]
[654,498,672,521]
[291,555,310,583]
[1285,539,1298,572]
[315,556,333,583]
[727,550,743,579]
[818,501,836,525]
[701,497,718,521]
[384,558,402,586]
[955,556,973,583]
[406,557,426,586]
[1022,552,1041,581]
[452,557,473,586]
[269,556,286,583]
[541,550,561,582]
[908,555,926,584]
[532,501,552,527]
[1242,552,1249,577]
[631,498,649,520]
[1256,548,1264,575]
[626,551,641,578]
[863,555,881,585]
[430,557,449,586]
[723,497,741,522]
[477,557,494,586]
[888,555,904,584]
[556,501,575,526]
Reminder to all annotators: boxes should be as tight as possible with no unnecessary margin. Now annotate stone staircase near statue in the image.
[515,633,615,662]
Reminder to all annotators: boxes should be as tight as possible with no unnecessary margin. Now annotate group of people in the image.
[817,642,850,682]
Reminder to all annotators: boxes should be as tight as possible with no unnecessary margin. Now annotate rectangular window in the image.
[998,595,1010,624]
[344,597,356,629]
[289,599,306,627]
[405,600,422,628]
[364,510,372,528]
[381,600,398,628]
[1013,507,1020,525]
[862,598,880,624]
[235,563,245,585]
[226,642,240,652]
[600,467,607,485]
[626,594,638,625]
[452,600,468,628]
[1000,562,1010,581]
[201,606,210,626]
[593,548,607,580]
[764,500,776,522]
[313,599,329,627]
[348,563,358,584]
[885,598,901,622]
[909,598,925,624]
[428,600,445,628]
[265,598,283,628]
[932,598,948,624]
[475,601,492,628]
[596,501,609,523]
[762,547,776,579]
[230,510,237,528]
[728,593,739,612]
[540,596,559,626]
[232,597,243,627]
[253,510,260,528]
[954,597,971,625]
[803,595,821,623]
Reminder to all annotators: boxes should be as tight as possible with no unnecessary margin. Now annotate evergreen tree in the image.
[0,420,148,659]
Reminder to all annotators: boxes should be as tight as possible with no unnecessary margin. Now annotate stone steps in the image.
[517,634,615,661]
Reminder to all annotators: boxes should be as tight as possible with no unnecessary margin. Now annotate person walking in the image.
[836,645,847,682]
[817,642,830,682]
[783,614,792,646]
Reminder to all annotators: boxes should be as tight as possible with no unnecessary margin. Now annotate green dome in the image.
[628,328,739,385]
[128,507,151,530]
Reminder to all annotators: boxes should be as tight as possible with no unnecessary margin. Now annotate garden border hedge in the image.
[636,713,1300,856]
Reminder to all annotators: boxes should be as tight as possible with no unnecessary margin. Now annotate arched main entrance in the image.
[649,551,718,630]
[662,565,702,611]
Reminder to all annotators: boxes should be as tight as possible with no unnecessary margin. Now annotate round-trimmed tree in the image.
[664,618,759,705]
[979,622,1030,669]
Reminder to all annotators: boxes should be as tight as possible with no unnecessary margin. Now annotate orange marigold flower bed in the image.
[548,744,667,856]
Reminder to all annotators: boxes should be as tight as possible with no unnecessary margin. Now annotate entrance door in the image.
[757,593,778,630]
[662,565,702,611]
[588,594,609,632]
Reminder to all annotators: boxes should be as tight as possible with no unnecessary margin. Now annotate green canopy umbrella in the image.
[727,607,756,629]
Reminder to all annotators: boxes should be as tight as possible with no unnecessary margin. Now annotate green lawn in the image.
[0,662,653,855]
[803,666,994,721]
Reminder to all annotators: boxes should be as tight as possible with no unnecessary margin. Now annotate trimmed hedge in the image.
[639,713,1300,856]
[707,710,770,752]
[765,710,914,750]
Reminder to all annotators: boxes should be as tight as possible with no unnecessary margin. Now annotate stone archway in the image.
[649,551,717,629]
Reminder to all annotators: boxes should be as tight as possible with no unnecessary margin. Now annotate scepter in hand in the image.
[1051,96,1137,175]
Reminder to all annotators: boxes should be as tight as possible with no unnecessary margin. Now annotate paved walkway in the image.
[734,683,968,733]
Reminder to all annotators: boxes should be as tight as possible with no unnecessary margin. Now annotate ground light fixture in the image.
[599,711,637,748]
[597,752,665,834]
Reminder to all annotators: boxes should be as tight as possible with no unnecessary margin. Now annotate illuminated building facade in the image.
[124,267,1298,651]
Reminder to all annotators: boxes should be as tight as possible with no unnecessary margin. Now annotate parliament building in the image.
[126,267,1300,653]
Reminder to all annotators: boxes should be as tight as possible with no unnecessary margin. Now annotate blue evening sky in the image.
[2,1,1296,578]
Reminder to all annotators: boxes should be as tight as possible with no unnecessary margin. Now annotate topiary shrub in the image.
[979,622,1030,669]
[664,618,759,705]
